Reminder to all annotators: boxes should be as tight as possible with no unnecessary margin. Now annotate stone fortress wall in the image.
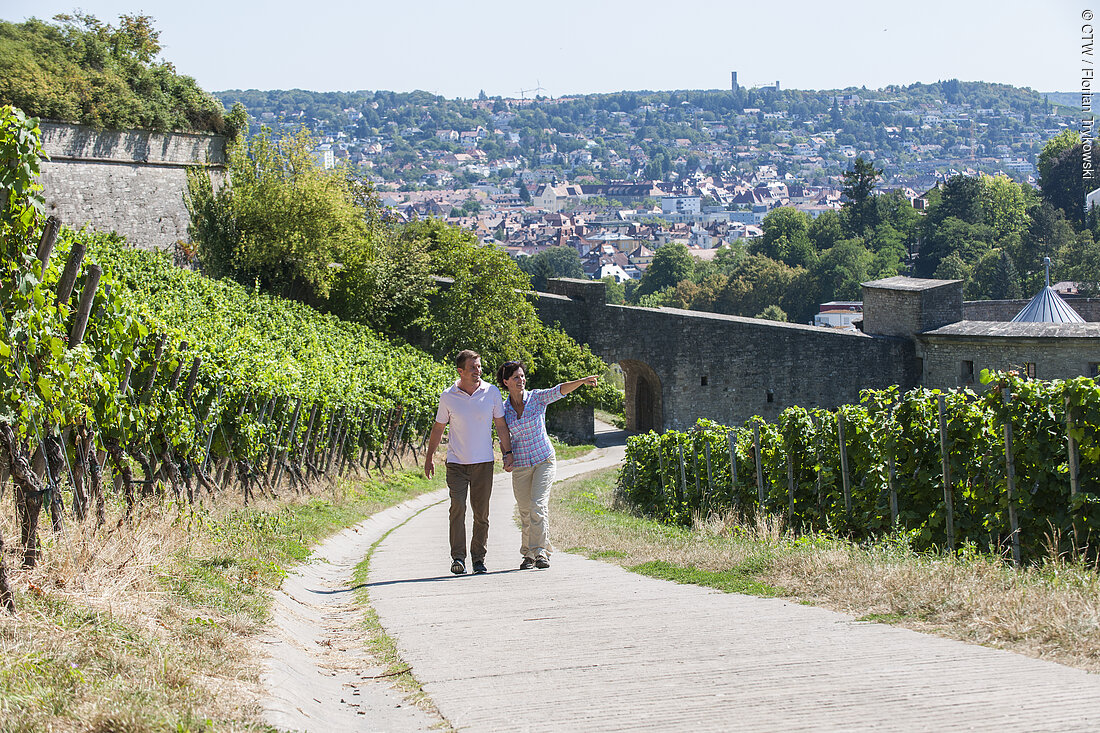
[36,121,227,251]
[539,279,916,432]
[537,277,1100,433]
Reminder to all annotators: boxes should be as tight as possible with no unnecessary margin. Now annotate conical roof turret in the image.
[1011,257,1085,323]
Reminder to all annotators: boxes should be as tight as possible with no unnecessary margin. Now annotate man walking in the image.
[425,350,513,575]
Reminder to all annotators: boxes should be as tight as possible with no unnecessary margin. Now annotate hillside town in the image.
[219,79,1080,290]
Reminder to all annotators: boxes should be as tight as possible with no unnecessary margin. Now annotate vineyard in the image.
[0,106,453,612]
[620,374,1100,563]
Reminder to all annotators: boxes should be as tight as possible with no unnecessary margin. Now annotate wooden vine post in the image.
[703,438,713,512]
[752,422,764,508]
[836,412,851,516]
[810,415,824,520]
[727,431,738,507]
[657,441,667,504]
[676,438,686,506]
[886,453,899,526]
[35,215,61,270]
[937,394,956,552]
[1065,395,1081,549]
[1002,390,1022,566]
[58,264,102,527]
[691,432,701,506]
[786,452,796,521]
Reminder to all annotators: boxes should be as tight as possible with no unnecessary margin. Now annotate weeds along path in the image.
[367,447,1100,732]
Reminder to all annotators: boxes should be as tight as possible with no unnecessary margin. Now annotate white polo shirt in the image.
[434,379,505,464]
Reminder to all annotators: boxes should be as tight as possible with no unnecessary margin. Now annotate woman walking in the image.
[496,361,598,570]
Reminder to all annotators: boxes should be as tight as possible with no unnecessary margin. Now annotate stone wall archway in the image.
[619,359,662,433]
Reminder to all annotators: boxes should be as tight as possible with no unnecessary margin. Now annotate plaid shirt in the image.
[503,386,564,467]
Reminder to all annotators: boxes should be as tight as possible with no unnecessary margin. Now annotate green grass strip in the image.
[628,560,784,597]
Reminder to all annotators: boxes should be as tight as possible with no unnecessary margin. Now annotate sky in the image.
[0,0,1089,99]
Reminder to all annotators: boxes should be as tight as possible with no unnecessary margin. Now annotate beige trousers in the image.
[511,457,556,560]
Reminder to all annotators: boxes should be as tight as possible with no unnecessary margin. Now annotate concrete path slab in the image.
[367,444,1100,732]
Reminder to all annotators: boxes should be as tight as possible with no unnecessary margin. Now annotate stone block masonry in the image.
[538,279,916,431]
[36,121,227,251]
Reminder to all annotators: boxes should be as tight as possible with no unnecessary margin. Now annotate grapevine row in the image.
[620,375,1100,563]
[0,107,454,612]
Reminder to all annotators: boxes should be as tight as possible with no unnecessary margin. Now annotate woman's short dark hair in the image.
[496,360,525,388]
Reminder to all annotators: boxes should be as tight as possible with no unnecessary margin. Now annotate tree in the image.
[1041,142,1097,227]
[966,250,1022,300]
[518,246,584,290]
[633,242,693,299]
[1017,201,1075,291]
[808,209,844,251]
[187,124,371,303]
[841,157,882,235]
[1059,230,1100,295]
[872,190,920,253]
[601,276,626,304]
[916,217,993,278]
[811,239,873,303]
[755,207,814,266]
[756,304,788,322]
[979,174,1029,243]
[0,14,225,133]
[991,250,1023,299]
[398,220,536,371]
[327,214,433,334]
[1038,129,1080,185]
[933,252,970,281]
[915,175,992,277]
[713,254,810,322]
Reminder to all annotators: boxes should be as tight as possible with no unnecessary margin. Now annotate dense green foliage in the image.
[0,14,225,133]
[187,122,620,411]
[0,105,450,508]
[187,124,382,303]
[620,373,1100,562]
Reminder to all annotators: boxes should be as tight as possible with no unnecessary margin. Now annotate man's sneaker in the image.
[519,557,536,570]
[472,560,488,574]
[535,556,550,569]
[451,559,466,575]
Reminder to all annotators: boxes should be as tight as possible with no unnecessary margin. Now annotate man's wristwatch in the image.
[503,450,513,455]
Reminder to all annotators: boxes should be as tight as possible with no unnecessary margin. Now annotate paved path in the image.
[260,495,442,732]
[367,441,1100,732]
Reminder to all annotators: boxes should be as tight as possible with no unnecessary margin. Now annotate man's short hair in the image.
[455,349,481,369]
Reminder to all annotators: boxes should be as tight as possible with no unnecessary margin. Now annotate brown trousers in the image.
[446,462,494,562]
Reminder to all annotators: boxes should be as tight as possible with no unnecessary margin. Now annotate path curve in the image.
[257,429,626,731]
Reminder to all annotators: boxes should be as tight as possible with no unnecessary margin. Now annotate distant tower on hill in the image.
[731,72,739,91]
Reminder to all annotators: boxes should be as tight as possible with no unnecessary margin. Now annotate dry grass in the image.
[552,467,1100,674]
[0,499,264,732]
[0,462,442,732]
